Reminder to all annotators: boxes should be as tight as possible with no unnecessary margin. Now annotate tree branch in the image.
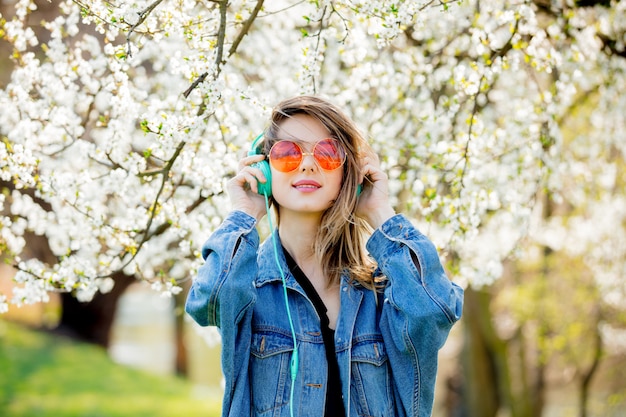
[228,0,265,57]
[597,33,626,60]
[126,0,165,58]
[183,0,228,99]
[183,0,265,99]
[97,140,188,279]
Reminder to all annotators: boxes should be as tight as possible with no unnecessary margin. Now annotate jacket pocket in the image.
[250,330,295,415]
[350,339,394,417]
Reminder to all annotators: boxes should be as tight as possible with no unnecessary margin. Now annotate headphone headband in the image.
[250,132,265,155]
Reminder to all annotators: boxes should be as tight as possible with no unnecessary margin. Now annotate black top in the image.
[283,248,346,417]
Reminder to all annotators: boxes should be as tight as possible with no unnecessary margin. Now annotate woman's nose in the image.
[299,152,317,171]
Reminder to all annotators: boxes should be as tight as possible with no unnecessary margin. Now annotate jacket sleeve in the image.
[185,210,259,416]
[366,214,464,415]
[185,210,259,328]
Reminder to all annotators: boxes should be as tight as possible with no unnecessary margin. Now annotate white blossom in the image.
[0,0,625,313]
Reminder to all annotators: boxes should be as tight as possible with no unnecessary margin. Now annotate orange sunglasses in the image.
[269,139,346,172]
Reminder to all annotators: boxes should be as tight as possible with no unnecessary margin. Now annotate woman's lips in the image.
[293,180,321,191]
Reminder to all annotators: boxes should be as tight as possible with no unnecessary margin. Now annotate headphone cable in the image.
[264,193,299,417]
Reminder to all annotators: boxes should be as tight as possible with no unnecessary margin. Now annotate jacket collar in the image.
[256,229,297,287]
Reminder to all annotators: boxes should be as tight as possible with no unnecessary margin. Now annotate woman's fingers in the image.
[234,154,268,191]
[359,155,387,190]
[227,154,269,221]
[238,153,264,169]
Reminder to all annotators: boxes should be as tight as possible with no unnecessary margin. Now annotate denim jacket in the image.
[186,210,464,417]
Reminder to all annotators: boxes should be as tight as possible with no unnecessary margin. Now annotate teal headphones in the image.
[247,133,362,197]
[248,133,273,196]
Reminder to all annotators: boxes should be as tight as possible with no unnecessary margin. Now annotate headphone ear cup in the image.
[251,159,272,197]
[248,133,272,197]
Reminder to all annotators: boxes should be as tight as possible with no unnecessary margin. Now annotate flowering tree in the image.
[1,0,625,413]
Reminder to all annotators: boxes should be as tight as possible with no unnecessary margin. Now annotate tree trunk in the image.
[460,285,545,417]
[579,310,603,417]
[461,287,501,417]
[173,281,191,376]
[56,271,136,347]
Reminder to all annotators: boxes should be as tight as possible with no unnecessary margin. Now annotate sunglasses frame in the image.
[268,138,346,173]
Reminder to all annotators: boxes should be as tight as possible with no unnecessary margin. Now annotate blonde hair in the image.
[262,95,377,289]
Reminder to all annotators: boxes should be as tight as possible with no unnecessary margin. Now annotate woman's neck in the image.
[278,210,321,265]
[278,209,341,329]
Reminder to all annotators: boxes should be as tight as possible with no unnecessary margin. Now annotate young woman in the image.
[185,95,464,417]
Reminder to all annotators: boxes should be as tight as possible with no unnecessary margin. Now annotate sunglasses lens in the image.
[314,139,345,170]
[270,141,302,172]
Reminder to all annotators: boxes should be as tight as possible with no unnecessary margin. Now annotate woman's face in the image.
[269,114,344,218]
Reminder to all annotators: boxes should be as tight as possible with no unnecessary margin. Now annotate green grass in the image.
[0,320,221,417]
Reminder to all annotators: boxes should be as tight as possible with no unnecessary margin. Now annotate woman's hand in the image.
[226,154,269,222]
[356,153,396,229]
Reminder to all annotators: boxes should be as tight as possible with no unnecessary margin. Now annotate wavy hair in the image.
[262,95,377,289]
